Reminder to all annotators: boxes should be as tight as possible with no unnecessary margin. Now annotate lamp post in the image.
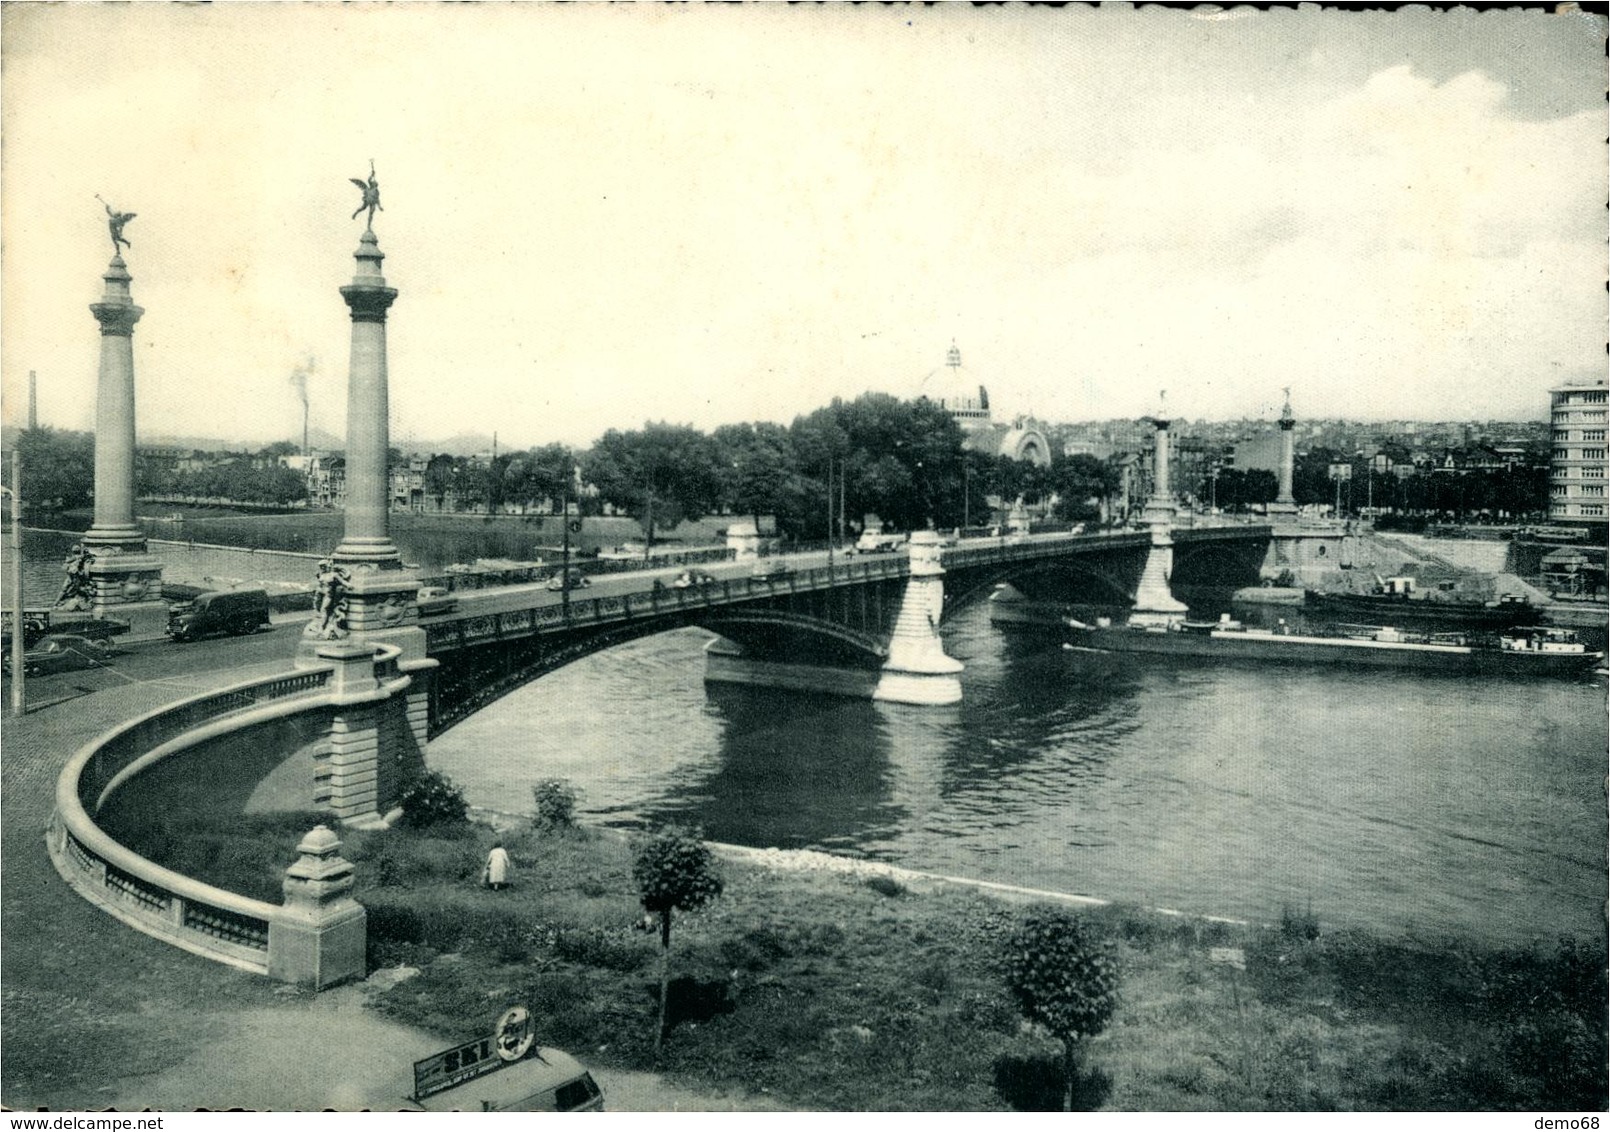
[561,467,579,620]
[5,450,24,715]
[963,461,971,531]
[825,454,835,573]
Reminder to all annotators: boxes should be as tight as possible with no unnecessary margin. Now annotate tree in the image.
[1003,907,1120,1111]
[633,827,723,1062]
[11,428,95,511]
[584,424,724,548]
[1048,454,1121,523]
[424,453,456,510]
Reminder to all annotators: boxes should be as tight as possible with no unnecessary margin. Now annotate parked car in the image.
[415,585,457,616]
[168,589,271,642]
[545,568,591,592]
[3,634,113,676]
[671,569,718,588]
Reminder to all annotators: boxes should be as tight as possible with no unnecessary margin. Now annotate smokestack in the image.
[288,358,314,456]
[27,371,37,430]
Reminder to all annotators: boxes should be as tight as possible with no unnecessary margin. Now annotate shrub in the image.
[532,779,578,832]
[397,769,469,830]
[1003,906,1121,1112]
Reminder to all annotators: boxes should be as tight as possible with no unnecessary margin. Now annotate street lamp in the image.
[561,466,580,620]
[4,450,24,715]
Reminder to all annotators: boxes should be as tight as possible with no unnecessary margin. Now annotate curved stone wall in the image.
[48,644,427,985]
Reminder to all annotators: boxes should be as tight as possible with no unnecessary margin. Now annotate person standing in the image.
[484,840,511,891]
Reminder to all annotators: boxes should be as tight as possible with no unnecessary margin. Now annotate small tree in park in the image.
[633,827,723,1062]
[1003,906,1121,1111]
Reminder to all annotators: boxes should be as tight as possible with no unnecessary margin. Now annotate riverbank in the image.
[101,806,1608,1111]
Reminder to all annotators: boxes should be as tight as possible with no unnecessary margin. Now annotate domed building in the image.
[917,343,1052,467]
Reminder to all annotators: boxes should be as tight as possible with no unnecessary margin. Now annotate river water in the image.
[428,600,1608,949]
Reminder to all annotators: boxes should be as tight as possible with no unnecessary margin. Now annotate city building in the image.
[1548,376,1608,529]
[917,344,1052,467]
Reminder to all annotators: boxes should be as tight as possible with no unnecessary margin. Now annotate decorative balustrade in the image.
[50,650,401,980]
[422,554,912,652]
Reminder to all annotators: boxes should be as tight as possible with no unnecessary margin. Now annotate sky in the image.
[2,3,1604,451]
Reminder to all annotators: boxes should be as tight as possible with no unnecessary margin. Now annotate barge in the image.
[1064,617,1601,677]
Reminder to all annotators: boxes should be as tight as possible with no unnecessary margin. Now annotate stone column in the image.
[267,826,366,989]
[1132,416,1188,624]
[874,530,963,705]
[299,230,423,663]
[79,255,165,639]
[1269,395,1299,517]
[336,231,400,565]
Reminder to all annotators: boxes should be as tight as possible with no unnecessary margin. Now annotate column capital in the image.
[339,284,397,323]
[90,301,144,336]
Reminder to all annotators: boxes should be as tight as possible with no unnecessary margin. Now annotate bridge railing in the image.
[423,554,912,652]
[49,650,400,976]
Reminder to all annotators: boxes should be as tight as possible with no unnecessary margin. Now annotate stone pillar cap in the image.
[296,824,342,857]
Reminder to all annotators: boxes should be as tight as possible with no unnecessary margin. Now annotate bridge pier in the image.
[1131,413,1189,626]
[874,531,963,705]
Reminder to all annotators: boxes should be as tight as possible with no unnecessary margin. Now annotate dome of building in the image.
[918,343,991,430]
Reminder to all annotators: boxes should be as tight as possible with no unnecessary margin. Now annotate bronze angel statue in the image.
[96,195,135,255]
[350,161,382,230]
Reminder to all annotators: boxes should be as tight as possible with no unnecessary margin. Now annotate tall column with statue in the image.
[69,200,165,640]
[299,163,425,664]
[1130,393,1188,624]
[297,165,435,829]
[1268,387,1298,517]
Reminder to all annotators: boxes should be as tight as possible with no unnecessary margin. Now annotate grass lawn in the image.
[121,811,1609,1112]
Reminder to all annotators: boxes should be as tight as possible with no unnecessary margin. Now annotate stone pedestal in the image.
[1005,499,1031,541]
[267,826,366,990]
[726,519,760,561]
[874,531,963,705]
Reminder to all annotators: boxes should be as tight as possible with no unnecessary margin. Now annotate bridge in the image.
[420,523,1274,730]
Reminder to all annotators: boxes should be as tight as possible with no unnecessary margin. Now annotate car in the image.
[168,589,271,642]
[671,569,717,589]
[545,568,591,592]
[853,529,907,554]
[415,585,457,616]
[3,634,113,677]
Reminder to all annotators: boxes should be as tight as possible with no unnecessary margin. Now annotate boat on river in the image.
[1304,577,1534,630]
[1064,616,1602,676]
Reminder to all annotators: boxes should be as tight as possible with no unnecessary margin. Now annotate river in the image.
[427,600,1608,949]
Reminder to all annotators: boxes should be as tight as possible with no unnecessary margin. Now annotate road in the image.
[1,618,313,712]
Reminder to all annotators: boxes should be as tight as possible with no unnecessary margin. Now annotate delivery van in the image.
[167,589,271,642]
[403,1044,603,1112]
